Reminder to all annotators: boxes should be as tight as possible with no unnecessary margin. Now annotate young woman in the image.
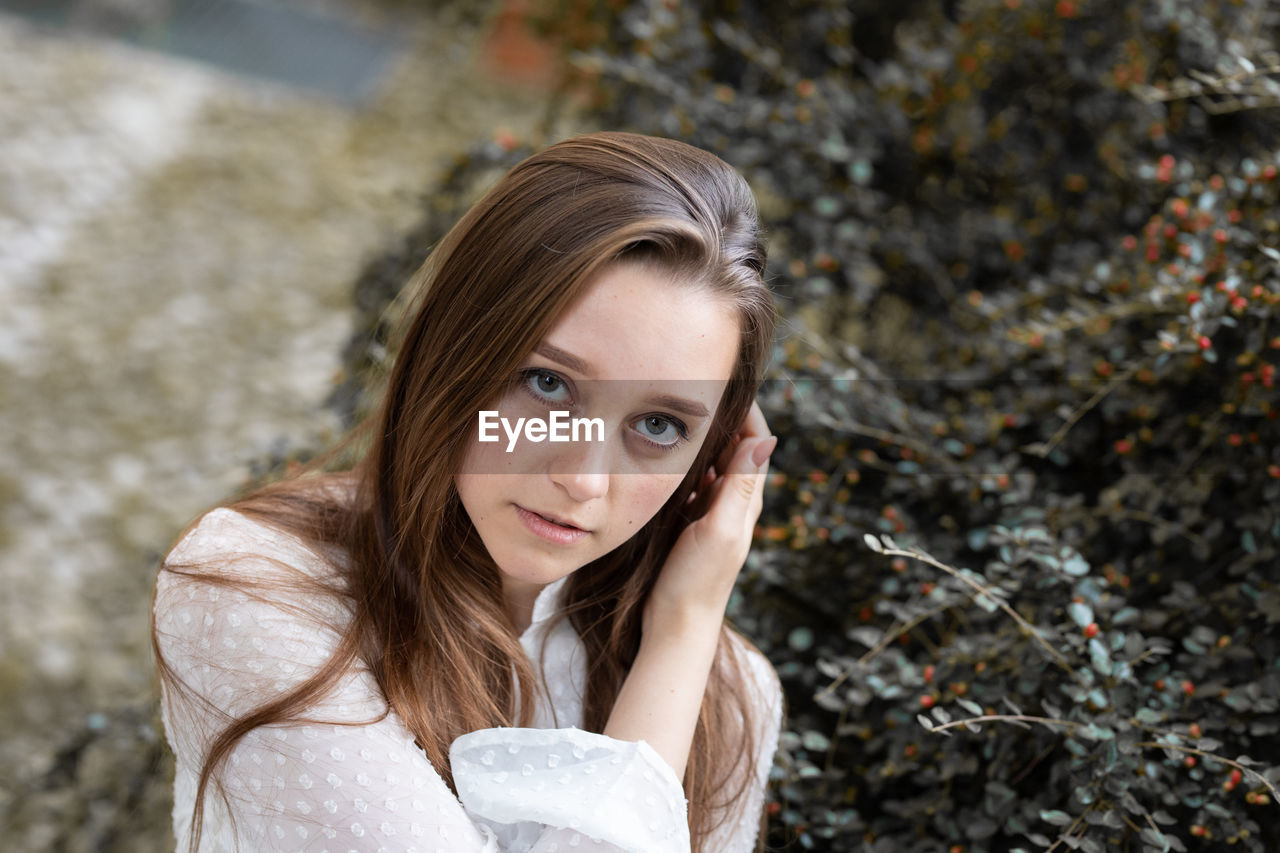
[152,131,783,852]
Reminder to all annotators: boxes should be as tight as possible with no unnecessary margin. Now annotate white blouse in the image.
[154,508,783,852]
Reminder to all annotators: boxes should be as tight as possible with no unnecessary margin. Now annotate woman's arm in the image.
[157,508,694,853]
[604,403,776,780]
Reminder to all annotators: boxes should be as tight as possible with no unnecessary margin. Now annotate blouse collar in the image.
[523,574,571,639]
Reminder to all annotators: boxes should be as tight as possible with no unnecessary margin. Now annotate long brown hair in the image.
[154,131,778,851]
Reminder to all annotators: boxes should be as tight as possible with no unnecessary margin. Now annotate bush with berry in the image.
[336,2,1280,849]
[536,0,1280,849]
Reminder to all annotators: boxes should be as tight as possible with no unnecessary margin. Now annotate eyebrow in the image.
[533,342,713,419]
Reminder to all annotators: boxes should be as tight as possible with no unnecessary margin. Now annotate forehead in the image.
[542,263,740,383]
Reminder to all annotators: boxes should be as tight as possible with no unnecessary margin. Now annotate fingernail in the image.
[751,436,778,468]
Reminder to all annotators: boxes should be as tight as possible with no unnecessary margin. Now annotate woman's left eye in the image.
[632,415,687,449]
[522,369,572,404]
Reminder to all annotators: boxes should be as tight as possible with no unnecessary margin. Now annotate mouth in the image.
[519,505,588,532]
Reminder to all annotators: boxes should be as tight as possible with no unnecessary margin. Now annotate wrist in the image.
[640,599,724,642]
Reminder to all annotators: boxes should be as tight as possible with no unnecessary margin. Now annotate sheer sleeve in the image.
[154,508,691,852]
[703,633,784,853]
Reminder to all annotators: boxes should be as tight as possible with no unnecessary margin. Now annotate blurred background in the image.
[3,1,1280,851]
[0,1,588,848]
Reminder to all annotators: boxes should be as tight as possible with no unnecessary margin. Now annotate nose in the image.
[547,438,610,502]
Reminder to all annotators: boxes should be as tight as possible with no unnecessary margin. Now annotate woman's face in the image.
[455,262,740,618]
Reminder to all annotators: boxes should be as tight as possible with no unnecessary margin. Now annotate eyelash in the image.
[518,368,690,453]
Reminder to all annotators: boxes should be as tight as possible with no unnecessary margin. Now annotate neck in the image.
[503,577,547,635]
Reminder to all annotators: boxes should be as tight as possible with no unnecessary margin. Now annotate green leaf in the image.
[788,627,814,651]
[1062,554,1090,576]
[1089,639,1112,676]
[1136,708,1163,724]
[1113,607,1140,625]
[1139,826,1171,851]
[801,730,831,751]
[1242,529,1257,554]
[1070,601,1094,628]
[1039,809,1073,826]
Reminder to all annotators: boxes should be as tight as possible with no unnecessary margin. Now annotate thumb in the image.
[725,435,776,505]
[749,435,778,469]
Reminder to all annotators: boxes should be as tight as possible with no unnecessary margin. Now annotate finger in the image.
[704,434,776,532]
[740,400,770,440]
[716,400,770,473]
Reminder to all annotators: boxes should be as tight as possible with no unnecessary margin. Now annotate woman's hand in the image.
[644,401,776,634]
[607,401,774,778]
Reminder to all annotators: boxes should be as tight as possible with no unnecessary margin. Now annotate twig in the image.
[815,601,953,700]
[1045,803,1096,853]
[926,713,1084,735]
[1131,741,1280,802]
[867,543,1083,683]
[1023,364,1139,459]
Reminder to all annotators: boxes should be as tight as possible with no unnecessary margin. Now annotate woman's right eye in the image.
[521,369,573,405]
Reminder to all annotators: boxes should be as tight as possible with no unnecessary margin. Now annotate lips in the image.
[525,507,588,531]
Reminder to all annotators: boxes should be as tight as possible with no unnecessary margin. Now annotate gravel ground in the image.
[0,3,585,848]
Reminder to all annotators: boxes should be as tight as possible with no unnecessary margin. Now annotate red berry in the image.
[1184,756,1197,768]
[1186,292,1200,304]
[920,694,936,708]
[1114,439,1133,455]
[923,665,935,683]
[1182,680,1196,696]
[1230,768,1243,786]
[1190,825,1207,837]
[1155,679,1166,690]
[1197,335,1212,350]
[1084,623,1100,638]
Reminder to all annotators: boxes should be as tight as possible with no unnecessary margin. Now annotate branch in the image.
[925,713,1083,735]
[1022,363,1140,459]
[1131,741,1279,802]
[864,540,1082,682]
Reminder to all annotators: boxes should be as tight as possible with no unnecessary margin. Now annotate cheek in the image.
[616,473,685,530]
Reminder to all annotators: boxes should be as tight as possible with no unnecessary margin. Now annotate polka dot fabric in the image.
[155,509,782,852]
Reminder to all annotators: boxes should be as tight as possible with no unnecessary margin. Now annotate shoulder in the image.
[724,628,782,702]
[164,506,342,580]
[154,507,360,720]
[722,628,784,739]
